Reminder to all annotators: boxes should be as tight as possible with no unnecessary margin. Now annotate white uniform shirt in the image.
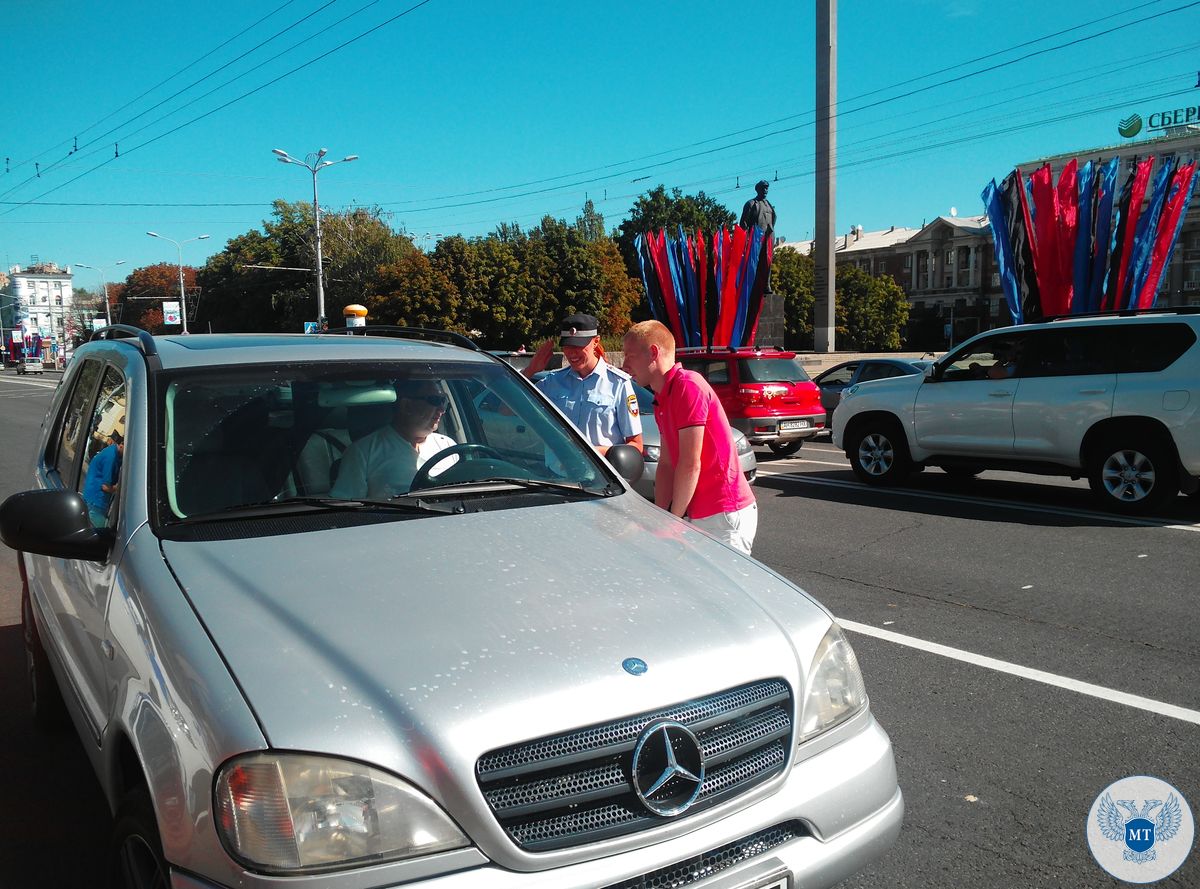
[330,425,457,499]
[536,358,642,447]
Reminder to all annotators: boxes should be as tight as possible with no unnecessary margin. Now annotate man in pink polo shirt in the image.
[622,320,758,554]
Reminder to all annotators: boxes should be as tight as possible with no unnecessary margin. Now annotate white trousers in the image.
[690,502,758,555]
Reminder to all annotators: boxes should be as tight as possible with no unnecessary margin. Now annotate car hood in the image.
[161,495,828,811]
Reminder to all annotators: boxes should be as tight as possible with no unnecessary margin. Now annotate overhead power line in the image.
[0,0,348,201]
[0,0,437,217]
[308,0,1192,208]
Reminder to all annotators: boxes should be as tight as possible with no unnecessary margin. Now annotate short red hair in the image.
[623,320,675,360]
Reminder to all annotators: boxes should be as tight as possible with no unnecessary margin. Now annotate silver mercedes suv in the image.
[2,326,900,889]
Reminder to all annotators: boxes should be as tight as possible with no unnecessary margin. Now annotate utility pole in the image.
[814,0,837,352]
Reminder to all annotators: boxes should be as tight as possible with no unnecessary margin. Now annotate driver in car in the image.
[330,379,458,499]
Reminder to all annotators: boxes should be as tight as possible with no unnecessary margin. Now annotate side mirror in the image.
[605,443,645,484]
[0,490,113,562]
[923,364,938,382]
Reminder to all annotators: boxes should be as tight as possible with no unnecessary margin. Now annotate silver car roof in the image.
[85,332,496,371]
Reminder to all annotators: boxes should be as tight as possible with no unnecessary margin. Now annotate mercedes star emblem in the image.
[631,721,705,817]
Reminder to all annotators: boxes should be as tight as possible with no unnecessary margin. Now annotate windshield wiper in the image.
[185,495,453,521]
[396,477,619,500]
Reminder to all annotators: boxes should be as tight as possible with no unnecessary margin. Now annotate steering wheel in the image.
[409,443,505,490]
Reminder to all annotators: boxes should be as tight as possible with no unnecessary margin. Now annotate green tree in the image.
[370,251,460,330]
[835,265,911,350]
[118,264,197,334]
[588,237,642,336]
[771,247,816,349]
[575,199,606,243]
[432,234,535,347]
[529,215,604,328]
[321,206,414,308]
[613,185,736,280]
[197,201,415,332]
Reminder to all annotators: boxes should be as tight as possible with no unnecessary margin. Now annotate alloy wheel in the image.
[1100,449,1156,502]
[857,433,895,477]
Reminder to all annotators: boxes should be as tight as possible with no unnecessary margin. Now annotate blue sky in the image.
[2,0,1198,287]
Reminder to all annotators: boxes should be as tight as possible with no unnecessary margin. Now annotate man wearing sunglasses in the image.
[331,379,459,499]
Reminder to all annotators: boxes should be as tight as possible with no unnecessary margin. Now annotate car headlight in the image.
[215,753,468,874]
[643,444,660,462]
[798,624,868,741]
[735,435,752,456]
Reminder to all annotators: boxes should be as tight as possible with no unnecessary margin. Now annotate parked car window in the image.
[1112,322,1196,373]
[857,362,903,383]
[704,360,730,384]
[50,358,104,485]
[737,356,811,383]
[820,364,857,386]
[680,359,730,384]
[1021,328,1115,378]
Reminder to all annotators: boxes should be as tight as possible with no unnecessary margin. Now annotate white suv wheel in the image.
[858,434,895,477]
[1100,449,1156,502]
[1088,437,1177,514]
[850,424,912,486]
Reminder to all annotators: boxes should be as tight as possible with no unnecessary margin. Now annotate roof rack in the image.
[321,325,481,352]
[1044,306,1200,323]
[88,324,159,357]
[676,345,789,353]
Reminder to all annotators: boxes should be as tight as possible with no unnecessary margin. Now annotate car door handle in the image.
[1078,388,1106,395]
[988,391,1013,398]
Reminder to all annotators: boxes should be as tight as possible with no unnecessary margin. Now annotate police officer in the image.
[525,313,643,455]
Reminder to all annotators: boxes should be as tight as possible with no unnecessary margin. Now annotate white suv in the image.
[832,310,1200,514]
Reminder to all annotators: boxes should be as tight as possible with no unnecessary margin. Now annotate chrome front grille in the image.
[476,679,793,852]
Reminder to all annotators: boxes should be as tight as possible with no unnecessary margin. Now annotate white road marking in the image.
[758,457,847,470]
[0,377,57,391]
[766,472,1200,532]
[839,618,1200,726]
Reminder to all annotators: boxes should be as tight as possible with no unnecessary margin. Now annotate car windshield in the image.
[159,359,614,520]
[737,356,811,383]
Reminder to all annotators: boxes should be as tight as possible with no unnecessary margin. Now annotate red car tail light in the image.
[738,384,788,405]
[738,386,765,405]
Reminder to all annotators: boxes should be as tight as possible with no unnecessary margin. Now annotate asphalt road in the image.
[0,371,1196,887]
[752,436,1200,888]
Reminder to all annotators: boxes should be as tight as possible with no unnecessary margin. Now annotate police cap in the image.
[559,313,600,347]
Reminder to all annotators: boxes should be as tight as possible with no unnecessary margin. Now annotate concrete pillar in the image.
[814,0,837,352]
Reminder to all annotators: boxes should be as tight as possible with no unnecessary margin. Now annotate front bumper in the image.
[732,414,824,444]
[173,715,901,889]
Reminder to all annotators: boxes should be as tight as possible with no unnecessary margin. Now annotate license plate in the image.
[779,419,810,432]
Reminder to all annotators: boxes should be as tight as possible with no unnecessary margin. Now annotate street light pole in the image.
[146,232,210,334]
[75,260,126,328]
[272,148,358,328]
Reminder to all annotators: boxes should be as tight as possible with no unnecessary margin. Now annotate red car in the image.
[677,347,825,456]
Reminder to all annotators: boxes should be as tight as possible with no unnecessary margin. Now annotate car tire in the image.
[766,441,803,457]
[1087,436,1178,515]
[849,420,912,486]
[109,788,169,889]
[23,591,68,731]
